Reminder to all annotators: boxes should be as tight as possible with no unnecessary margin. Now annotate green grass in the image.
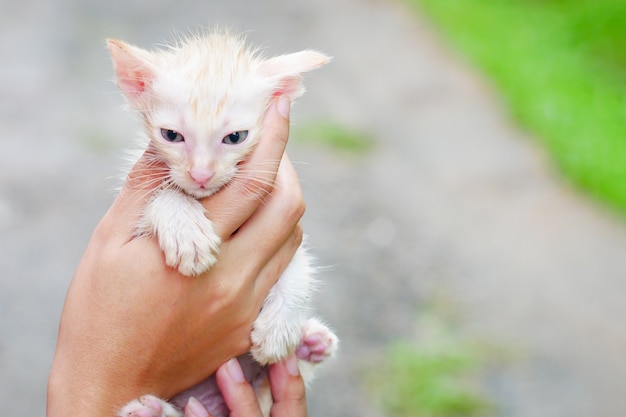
[292,120,374,154]
[372,314,492,417]
[406,0,626,215]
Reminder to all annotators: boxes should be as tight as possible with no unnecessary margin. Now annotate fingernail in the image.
[285,353,300,377]
[276,95,291,119]
[186,397,209,417]
[224,357,246,383]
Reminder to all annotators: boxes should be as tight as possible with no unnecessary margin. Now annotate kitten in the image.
[107,31,338,417]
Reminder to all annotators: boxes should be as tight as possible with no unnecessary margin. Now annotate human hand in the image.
[47,96,303,417]
[183,355,307,417]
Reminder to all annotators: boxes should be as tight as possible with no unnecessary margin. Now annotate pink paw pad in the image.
[295,318,338,363]
[119,395,179,417]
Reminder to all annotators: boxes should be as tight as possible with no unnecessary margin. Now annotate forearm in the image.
[46,293,143,417]
[47,353,129,417]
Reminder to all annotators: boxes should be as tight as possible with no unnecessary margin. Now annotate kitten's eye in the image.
[160,128,184,143]
[222,130,249,145]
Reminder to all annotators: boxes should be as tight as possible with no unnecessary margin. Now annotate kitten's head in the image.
[108,31,329,198]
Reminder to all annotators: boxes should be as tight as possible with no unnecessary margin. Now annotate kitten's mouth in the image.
[189,184,219,198]
[168,180,215,199]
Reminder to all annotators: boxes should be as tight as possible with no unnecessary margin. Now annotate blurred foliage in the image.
[292,120,374,154]
[408,0,626,215]
[371,313,493,417]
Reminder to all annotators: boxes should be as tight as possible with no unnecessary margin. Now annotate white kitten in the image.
[108,31,338,417]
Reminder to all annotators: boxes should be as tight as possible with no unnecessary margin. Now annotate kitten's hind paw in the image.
[119,395,181,417]
[296,318,339,364]
[250,318,303,365]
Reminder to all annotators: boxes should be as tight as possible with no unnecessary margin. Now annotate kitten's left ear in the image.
[258,51,330,100]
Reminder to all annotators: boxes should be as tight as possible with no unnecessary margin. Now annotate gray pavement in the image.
[2,1,626,416]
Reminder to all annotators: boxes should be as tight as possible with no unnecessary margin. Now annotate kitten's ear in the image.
[107,39,157,105]
[258,51,330,100]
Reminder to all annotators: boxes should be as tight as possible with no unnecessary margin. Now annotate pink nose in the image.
[189,168,214,186]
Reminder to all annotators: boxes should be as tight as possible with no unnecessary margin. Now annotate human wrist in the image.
[46,330,147,417]
[47,358,121,417]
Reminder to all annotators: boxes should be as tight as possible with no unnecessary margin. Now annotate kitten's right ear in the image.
[258,51,330,101]
[107,39,157,105]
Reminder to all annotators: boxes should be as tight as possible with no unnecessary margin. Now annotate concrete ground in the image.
[2,0,626,416]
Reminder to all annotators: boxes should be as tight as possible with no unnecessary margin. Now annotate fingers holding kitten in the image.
[224,157,305,306]
[268,355,308,417]
[235,153,305,250]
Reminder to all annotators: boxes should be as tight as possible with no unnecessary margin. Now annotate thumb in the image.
[202,95,292,239]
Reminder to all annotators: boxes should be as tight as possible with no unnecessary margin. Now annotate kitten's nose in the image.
[189,168,214,186]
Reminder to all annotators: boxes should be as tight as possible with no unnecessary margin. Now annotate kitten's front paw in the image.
[119,395,181,417]
[296,318,339,364]
[143,189,221,276]
[160,215,221,276]
[152,201,221,277]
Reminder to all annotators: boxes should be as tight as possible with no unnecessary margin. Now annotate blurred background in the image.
[1,0,625,416]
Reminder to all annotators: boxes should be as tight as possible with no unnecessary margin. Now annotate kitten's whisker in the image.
[235,173,281,183]
[237,166,282,174]
[225,178,286,207]
[131,165,170,172]
[236,166,282,176]
[123,186,158,205]
[127,173,170,185]
[225,182,269,203]
[123,182,165,200]
[231,175,279,191]
[130,171,171,179]
[122,175,180,204]
[120,169,172,196]
[243,160,282,165]
[241,162,282,170]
